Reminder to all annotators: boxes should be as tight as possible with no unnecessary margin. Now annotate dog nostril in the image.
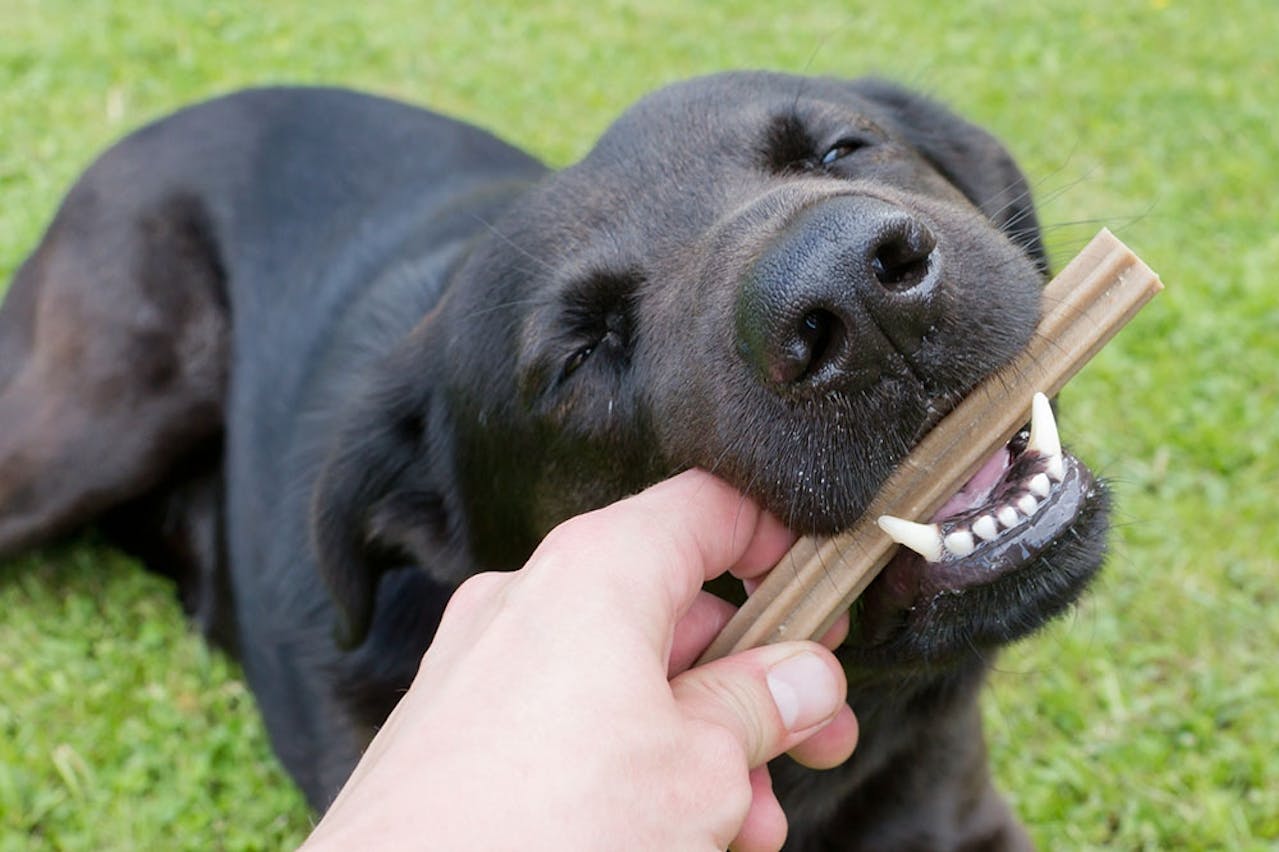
[770,308,842,385]
[797,310,833,374]
[761,309,841,385]
[871,222,936,292]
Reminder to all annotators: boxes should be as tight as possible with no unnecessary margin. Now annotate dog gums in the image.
[699,228,1163,663]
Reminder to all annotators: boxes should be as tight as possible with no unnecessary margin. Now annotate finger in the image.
[785,703,859,769]
[724,509,796,580]
[732,534,816,581]
[671,642,846,768]
[668,591,738,677]
[668,593,843,679]
[816,612,849,650]
[669,595,845,680]
[728,766,787,852]
[735,587,849,650]
[524,469,776,652]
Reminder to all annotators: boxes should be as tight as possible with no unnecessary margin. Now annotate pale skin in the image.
[303,470,859,851]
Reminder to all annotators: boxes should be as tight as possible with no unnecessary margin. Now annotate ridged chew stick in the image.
[699,228,1163,664]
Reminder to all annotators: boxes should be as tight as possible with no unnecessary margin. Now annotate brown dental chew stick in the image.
[699,228,1163,664]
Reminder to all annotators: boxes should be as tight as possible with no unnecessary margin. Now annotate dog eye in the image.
[561,304,629,381]
[820,139,867,166]
[556,270,640,384]
[563,343,596,378]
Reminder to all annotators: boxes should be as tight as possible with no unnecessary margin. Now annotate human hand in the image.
[303,470,858,851]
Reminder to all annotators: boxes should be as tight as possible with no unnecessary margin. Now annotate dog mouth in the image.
[857,393,1103,630]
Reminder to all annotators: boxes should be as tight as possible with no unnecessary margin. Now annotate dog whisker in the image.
[469,213,558,274]
[453,296,543,322]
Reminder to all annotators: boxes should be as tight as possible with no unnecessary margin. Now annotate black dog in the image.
[0,72,1107,849]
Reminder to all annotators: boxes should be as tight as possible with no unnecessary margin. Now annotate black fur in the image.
[0,73,1106,850]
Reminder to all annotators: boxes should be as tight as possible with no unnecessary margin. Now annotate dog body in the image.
[0,73,1107,849]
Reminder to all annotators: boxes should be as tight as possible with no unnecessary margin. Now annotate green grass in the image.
[1,0,1275,848]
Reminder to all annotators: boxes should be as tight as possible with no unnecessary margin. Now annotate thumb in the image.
[670,642,847,768]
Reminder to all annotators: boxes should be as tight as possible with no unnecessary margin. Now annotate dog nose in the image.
[735,196,940,393]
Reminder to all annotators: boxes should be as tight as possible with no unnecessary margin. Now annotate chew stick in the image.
[699,228,1162,663]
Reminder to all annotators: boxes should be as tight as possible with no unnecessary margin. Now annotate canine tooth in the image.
[1017,494,1039,516]
[877,515,944,562]
[944,530,976,557]
[972,515,999,541]
[1028,392,1062,458]
[997,505,1020,528]
[1029,473,1052,498]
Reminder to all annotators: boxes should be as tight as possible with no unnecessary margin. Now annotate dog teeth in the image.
[943,530,976,557]
[1046,453,1066,482]
[877,515,944,562]
[1029,473,1052,498]
[1029,391,1066,481]
[878,395,1070,563]
[888,492,1045,562]
[972,514,1000,541]
[1028,392,1061,457]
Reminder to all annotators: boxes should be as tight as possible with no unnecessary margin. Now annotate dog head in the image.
[313,72,1105,678]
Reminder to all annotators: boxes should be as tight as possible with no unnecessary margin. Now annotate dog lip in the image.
[869,449,1096,608]
[922,452,1094,592]
[858,391,1095,628]
[878,390,1068,561]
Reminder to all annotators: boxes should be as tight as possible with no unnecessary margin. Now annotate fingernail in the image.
[766,652,840,730]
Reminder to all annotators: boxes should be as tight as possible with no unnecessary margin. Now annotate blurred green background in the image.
[1,0,1275,848]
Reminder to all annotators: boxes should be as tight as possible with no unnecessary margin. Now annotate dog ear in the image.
[850,78,1049,275]
[311,346,461,648]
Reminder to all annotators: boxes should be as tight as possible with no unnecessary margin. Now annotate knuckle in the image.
[687,722,753,809]
[529,517,601,574]
[697,722,750,776]
[446,571,504,614]
[683,672,774,765]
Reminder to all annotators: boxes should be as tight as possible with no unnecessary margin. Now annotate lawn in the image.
[1,0,1275,848]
